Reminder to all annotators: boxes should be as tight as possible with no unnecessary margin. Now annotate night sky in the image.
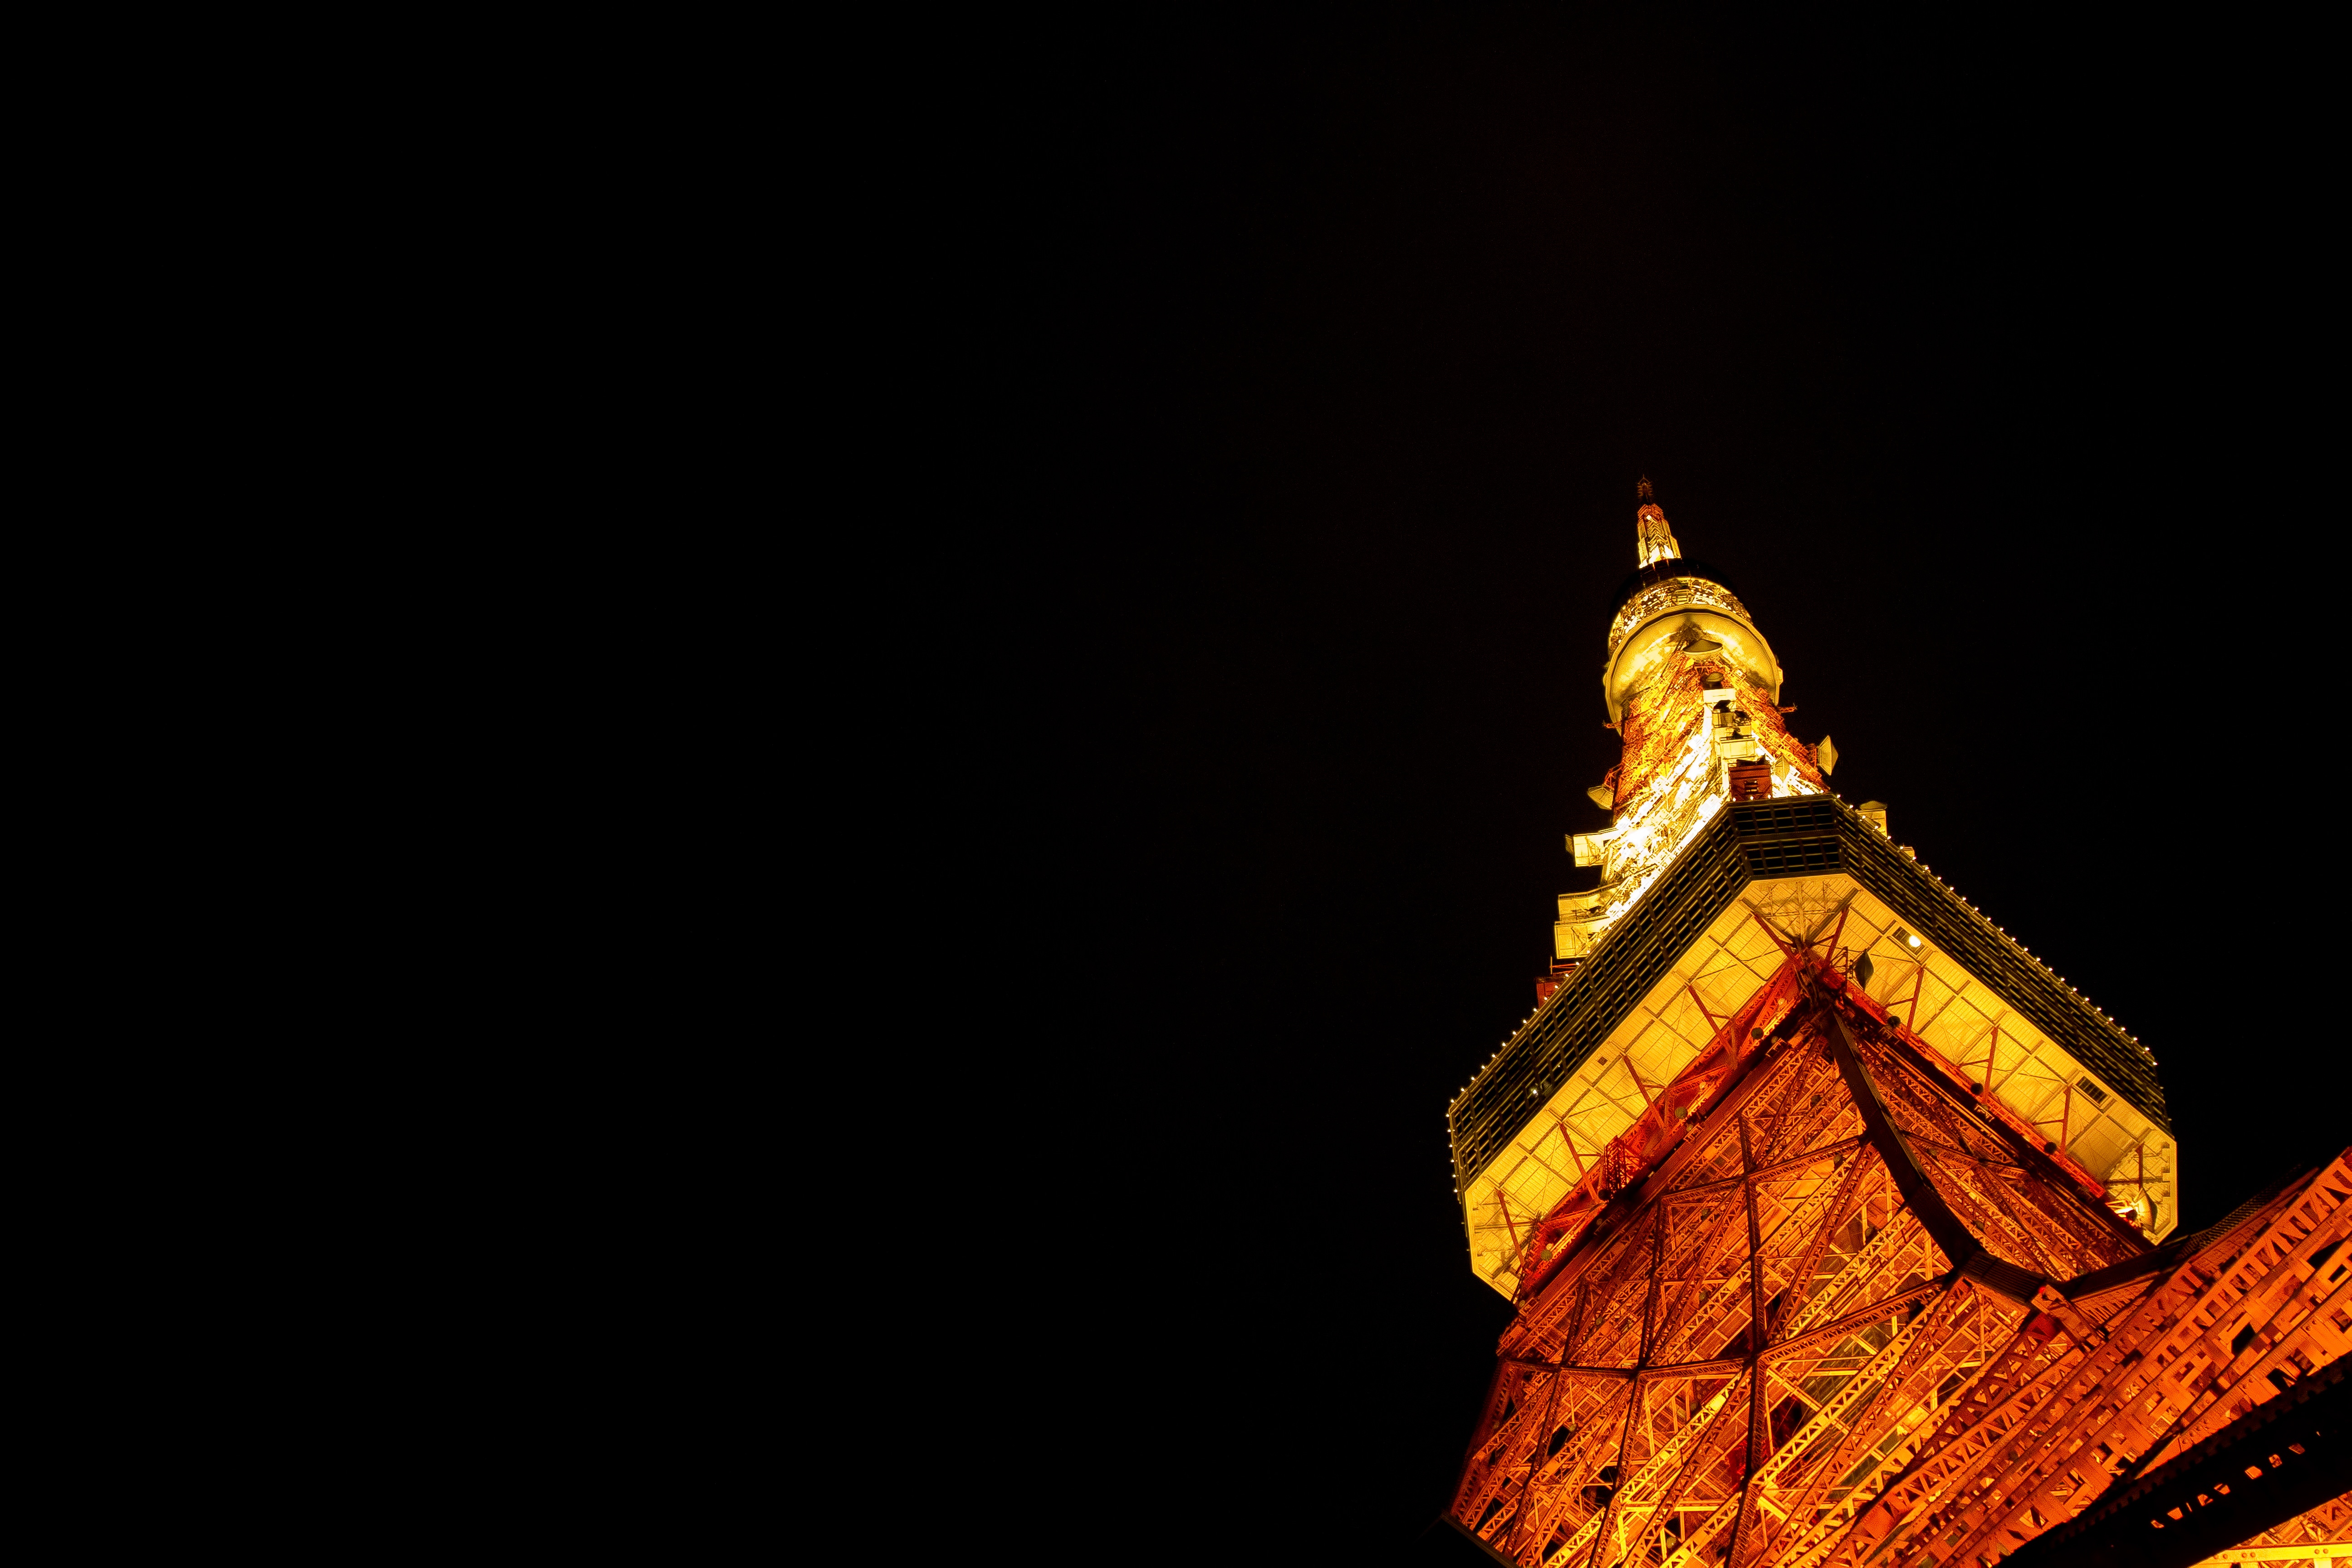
[1034,11,2338,1558]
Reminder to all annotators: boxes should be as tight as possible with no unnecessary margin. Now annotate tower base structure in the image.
[1446,955,2352,1567]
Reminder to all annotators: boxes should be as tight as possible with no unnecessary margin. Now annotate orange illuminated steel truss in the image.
[1449,950,2352,1567]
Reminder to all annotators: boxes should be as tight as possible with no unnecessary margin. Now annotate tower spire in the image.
[1634,475,1681,567]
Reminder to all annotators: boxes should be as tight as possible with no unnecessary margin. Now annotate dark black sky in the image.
[1032,10,2337,1559]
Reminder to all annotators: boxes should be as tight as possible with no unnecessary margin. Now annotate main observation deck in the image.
[1448,794,2173,1298]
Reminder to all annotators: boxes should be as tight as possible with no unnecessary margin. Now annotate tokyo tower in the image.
[1433,483,2351,1567]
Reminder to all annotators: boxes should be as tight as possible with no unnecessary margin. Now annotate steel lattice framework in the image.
[1450,953,2352,1567]
[1445,490,2345,1565]
[2191,1485,2352,1562]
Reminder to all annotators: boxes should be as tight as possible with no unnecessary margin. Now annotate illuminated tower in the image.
[1436,486,2350,1567]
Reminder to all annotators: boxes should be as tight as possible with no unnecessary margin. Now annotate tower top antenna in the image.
[1634,476,1680,567]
